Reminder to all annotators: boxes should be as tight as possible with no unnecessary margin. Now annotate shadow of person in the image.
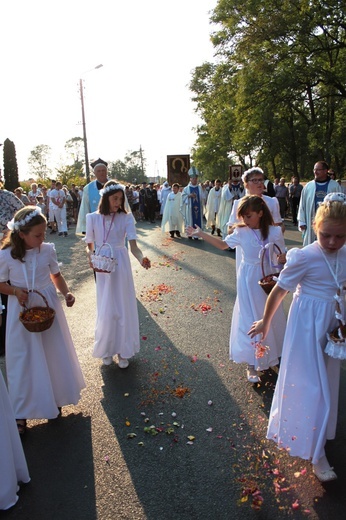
[99,301,256,519]
[1,413,96,520]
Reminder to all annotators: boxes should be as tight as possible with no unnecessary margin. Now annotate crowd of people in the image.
[9,181,83,237]
[0,158,345,509]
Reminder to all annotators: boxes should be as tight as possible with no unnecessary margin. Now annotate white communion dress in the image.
[267,242,346,464]
[0,370,30,510]
[225,225,286,370]
[85,211,140,360]
[0,243,86,420]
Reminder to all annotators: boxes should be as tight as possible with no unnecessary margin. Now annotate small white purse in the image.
[91,243,117,273]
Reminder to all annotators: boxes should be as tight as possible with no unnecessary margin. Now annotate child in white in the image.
[161,183,184,238]
[249,192,346,482]
[187,195,286,383]
[49,181,67,235]
[0,206,85,432]
[0,296,30,510]
[85,181,151,368]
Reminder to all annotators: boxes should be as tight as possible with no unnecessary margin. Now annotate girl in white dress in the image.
[85,181,151,368]
[187,195,286,383]
[0,297,30,510]
[249,192,346,482]
[0,207,85,435]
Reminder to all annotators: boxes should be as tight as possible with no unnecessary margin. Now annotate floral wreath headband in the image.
[320,192,346,206]
[7,207,43,232]
[99,184,124,196]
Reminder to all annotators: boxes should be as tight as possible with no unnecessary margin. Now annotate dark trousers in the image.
[147,205,156,222]
[290,197,300,225]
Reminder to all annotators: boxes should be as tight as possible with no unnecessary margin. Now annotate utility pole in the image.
[79,64,103,184]
[139,145,144,176]
[79,79,90,183]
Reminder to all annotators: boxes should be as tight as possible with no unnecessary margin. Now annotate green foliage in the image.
[190,0,346,179]
[28,144,52,180]
[3,138,19,191]
[109,148,148,184]
[55,164,85,187]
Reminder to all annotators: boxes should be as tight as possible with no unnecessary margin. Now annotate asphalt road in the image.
[1,219,346,520]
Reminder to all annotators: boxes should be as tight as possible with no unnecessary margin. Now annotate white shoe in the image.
[246,366,261,383]
[313,466,337,482]
[102,356,113,366]
[118,356,129,369]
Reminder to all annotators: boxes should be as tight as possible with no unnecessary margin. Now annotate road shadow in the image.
[0,413,95,520]
[98,298,344,519]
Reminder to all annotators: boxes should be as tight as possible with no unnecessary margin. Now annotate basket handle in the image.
[23,289,49,310]
[95,242,114,258]
[261,243,282,278]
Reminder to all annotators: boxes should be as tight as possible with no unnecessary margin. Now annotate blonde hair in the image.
[313,200,346,232]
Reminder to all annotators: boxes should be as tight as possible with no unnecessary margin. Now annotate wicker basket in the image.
[91,243,117,273]
[325,293,346,360]
[258,244,282,295]
[19,289,55,333]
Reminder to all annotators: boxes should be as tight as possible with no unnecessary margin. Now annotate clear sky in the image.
[0,0,216,181]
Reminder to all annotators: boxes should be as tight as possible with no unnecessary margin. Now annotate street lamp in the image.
[79,64,103,183]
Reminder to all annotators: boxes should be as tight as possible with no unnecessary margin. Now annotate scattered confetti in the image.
[292,500,300,510]
[173,386,190,398]
[252,341,270,359]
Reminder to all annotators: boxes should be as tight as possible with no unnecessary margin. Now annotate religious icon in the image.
[167,155,190,186]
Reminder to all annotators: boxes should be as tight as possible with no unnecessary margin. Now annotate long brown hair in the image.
[98,181,127,215]
[237,195,274,240]
[2,206,47,262]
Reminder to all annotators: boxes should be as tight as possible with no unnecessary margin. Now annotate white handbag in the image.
[91,242,117,273]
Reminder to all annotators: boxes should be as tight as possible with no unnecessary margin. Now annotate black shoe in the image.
[169,232,174,238]
[217,229,222,237]
[64,232,68,236]
[175,230,181,238]
[58,232,63,236]
[211,227,215,235]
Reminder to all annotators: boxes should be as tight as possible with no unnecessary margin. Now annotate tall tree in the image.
[109,149,148,184]
[3,138,19,191]
[28,144,52,180]
[190,0,346,178]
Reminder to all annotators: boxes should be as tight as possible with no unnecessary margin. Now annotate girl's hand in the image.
[14,288,29,306]
[65,292,75,307]
[248,320,268,340]
[277,253,286,264]
[141,257,151,269]
[186,225,200,237]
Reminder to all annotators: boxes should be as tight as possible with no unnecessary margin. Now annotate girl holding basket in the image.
[0,207,85,435]
[249,193,346,481]
[187,195,286,383]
